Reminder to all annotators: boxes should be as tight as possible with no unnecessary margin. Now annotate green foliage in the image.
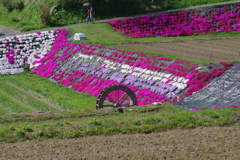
[41,123,48,127]
[90,118,102,125]
[0,3,8,16]
[87,0,163,18]
[8,125,16,131]
[163,0,233,10]
[22,125,33,132]
[36,1,51,25]
[0,0,24,11]
[16,129,25,138]
[42,129,60,138]
[35,130,44,137]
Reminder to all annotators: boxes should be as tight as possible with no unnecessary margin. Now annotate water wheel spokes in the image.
[96,84,138,109]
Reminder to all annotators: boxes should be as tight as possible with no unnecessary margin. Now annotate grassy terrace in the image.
[0,104,239,142]
[0,72,96,114]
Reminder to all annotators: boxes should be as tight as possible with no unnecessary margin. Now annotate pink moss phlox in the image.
[226,105,240,108]
[107,4,240,38]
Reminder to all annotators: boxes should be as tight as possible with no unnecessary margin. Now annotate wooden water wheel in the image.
[96,84,138,110]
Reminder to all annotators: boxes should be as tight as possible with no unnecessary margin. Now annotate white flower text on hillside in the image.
[72,52,188,90]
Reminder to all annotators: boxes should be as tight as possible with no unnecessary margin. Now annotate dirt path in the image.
[0,25,20,38]
[1,123,240,160]
[116,38,240,63]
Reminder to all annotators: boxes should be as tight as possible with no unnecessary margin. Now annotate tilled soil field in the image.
[116,38,240,63]
[1,123,240,160]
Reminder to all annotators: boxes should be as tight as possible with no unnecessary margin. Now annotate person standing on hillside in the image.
[86,7,91,24]
[89,5,95,24]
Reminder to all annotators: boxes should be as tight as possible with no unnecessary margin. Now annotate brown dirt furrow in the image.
[116,38,240,63]
[166,40,238,62]
[186,39,240,56]
[1,123,240,160]
[209,39,240,50]
[176,40,235,55]
[5,81,65,112]
[145,42,213,62]
[215,38,240,46]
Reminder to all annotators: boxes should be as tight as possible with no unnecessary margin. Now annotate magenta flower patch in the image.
[107,4,240,38]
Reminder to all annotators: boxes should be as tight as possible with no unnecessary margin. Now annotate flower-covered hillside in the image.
[0,31,58,74]
[29,29,238,108]
[107,3,240,37]
[0,28,239,109]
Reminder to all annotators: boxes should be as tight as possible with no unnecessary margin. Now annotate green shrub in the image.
[35,130,44,137]
[37,1,51,25]
[0,0,24,11]
[22,125,33,132]
[0,3,8,16]
[90,118,102,125]
[16,129,25,138]
[8,125,16,131]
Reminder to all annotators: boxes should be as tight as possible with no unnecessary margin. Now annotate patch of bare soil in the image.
[1,123,240,160]
[116,38,240,63]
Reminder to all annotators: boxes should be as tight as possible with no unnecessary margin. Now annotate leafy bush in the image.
[163,0,233,9]
[16,129,25,138]
[0,0,24,11]
[0,3,8,16]
[37,1,51,25]
[22,125,33,132]
[90,118,102,125]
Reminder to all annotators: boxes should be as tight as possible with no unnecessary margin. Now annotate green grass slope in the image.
[0,72,96,115]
